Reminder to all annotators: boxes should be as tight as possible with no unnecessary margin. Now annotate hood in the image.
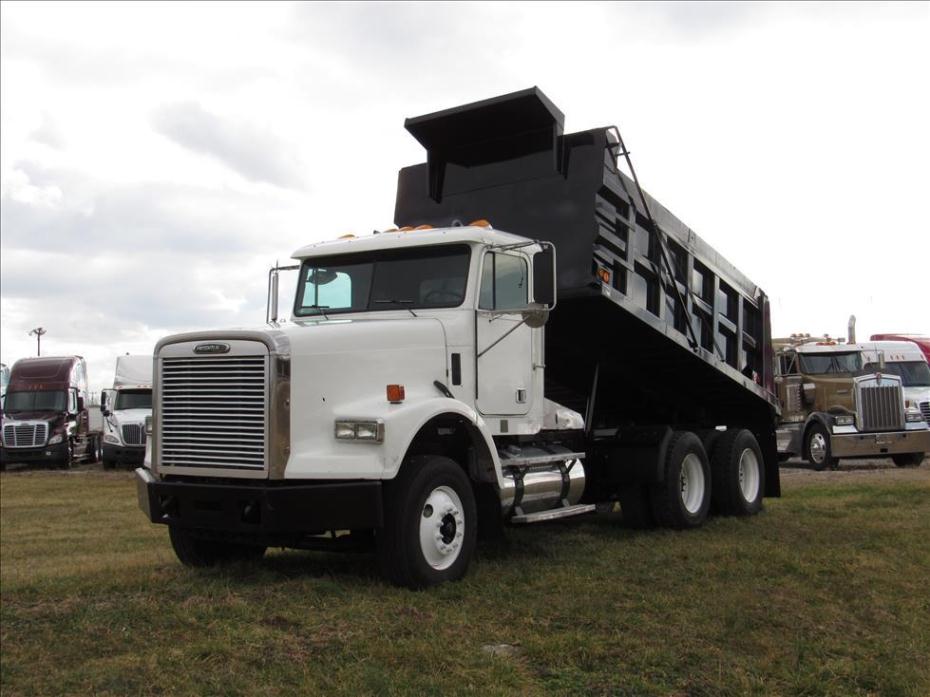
[1,411,64,424]
[112,408,152,423]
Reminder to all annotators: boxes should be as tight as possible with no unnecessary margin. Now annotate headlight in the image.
[104,433,121,444]
[834,415,855,427]
[334,419,384,442]
[905,408,924,423]
[48,434,64,445]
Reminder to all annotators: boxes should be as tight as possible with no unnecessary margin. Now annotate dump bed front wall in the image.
[395,127,778,416]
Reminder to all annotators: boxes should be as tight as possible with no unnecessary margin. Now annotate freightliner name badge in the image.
[193,343,230,355]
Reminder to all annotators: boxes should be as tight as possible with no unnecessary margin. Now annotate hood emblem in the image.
[194,342,230,355]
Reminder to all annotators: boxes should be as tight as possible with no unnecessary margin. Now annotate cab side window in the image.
[479,253,528,310]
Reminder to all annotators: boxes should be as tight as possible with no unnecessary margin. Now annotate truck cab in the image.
[101,355,153,469]
[775,342,929,468]
[0,356,99,469]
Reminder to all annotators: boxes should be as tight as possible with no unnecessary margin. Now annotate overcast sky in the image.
[2,1,928,394]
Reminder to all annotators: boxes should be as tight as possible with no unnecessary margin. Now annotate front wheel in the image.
[804,423,835,471]
[892,453,925,467]
[650,431,711,529]
[378,455,477,589]
[168,527,266,567]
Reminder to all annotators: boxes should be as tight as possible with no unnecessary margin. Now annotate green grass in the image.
[2,470,929,696]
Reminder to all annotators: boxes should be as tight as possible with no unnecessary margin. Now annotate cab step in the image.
[510,503,596,525]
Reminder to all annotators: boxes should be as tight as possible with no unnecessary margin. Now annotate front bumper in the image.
[103,443,145,465]
[831,429,930,458]
[135,468,384,533]
[0,442,68,467]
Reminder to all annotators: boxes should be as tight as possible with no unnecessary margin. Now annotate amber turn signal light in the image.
[387,384,405,403]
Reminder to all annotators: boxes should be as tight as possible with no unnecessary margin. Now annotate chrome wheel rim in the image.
[809,432,827,465]
[738,448,760,502]
[419,486,465,570]
[679,453,706,515]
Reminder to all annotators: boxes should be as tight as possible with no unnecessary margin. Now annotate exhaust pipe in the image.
[847,314,856,344]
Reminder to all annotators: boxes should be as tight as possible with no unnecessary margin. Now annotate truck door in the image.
[476,250,534,416]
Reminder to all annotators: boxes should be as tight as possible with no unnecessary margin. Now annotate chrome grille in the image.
[160,354,267,472]
[921,401,930,425]
[121,424,145,446]
[857,382,904,431]
[2,423,48,448]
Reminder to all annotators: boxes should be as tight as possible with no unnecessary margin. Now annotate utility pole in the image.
[28,327,46,356]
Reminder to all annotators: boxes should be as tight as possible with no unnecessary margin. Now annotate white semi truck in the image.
[101,355,153,469]
[136,89,782,587]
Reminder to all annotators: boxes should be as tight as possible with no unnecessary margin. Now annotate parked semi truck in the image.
[0,356,101,469]
[136,88,782,587]
[860,341,930,428]
[774,339,929,469]
[101,355,153,469]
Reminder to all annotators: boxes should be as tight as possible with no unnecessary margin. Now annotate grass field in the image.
[1,465,928,696]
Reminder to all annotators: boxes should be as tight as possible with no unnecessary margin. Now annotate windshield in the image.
[3,390,67,413]
[294,245,471,316]
[115,389,152,410]
[863,361,930,387]
[799,352,862,375]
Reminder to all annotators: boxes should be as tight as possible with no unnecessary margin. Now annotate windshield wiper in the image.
[302,304,330,319]
[374,299,417,317]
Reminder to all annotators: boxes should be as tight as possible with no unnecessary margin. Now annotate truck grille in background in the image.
[160,356,267,471]
[121,424,145,446]
[2,423,48,448]
[858,383,904,432]
[921,401,930,425]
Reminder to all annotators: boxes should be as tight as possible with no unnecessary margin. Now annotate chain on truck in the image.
[136,88,786,588]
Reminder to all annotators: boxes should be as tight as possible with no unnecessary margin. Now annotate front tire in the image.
[804,423,835,471]
[650,431,711,529]
[710,429,764,516]
[378,455,477,589]
[168,527,266,567]
[892,453,925,467]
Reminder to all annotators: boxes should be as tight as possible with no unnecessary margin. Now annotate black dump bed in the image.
[395,87,778,434]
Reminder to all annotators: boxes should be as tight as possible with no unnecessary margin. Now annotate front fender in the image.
[284,394,501,482]
[386,397,502,484]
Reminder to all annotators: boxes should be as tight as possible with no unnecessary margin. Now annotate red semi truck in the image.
[0,356,101,469]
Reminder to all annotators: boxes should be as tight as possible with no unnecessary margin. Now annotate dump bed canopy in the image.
[395,87,778,427]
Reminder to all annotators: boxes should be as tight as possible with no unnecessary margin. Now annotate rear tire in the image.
[804,423,835,471]
[709,429,764,516]
[650,431,711,529]
[377,455,477,589]
[892,453,924,467]
[168,527,266,567]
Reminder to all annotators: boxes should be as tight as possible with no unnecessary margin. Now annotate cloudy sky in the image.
[2,1,928,394]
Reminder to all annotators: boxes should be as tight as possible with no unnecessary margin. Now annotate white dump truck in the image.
[136,88,782,587]
[101,355,153,469]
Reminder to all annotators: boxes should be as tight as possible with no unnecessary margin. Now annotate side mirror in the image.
[533,244,556,309]
[521,303,550,329]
